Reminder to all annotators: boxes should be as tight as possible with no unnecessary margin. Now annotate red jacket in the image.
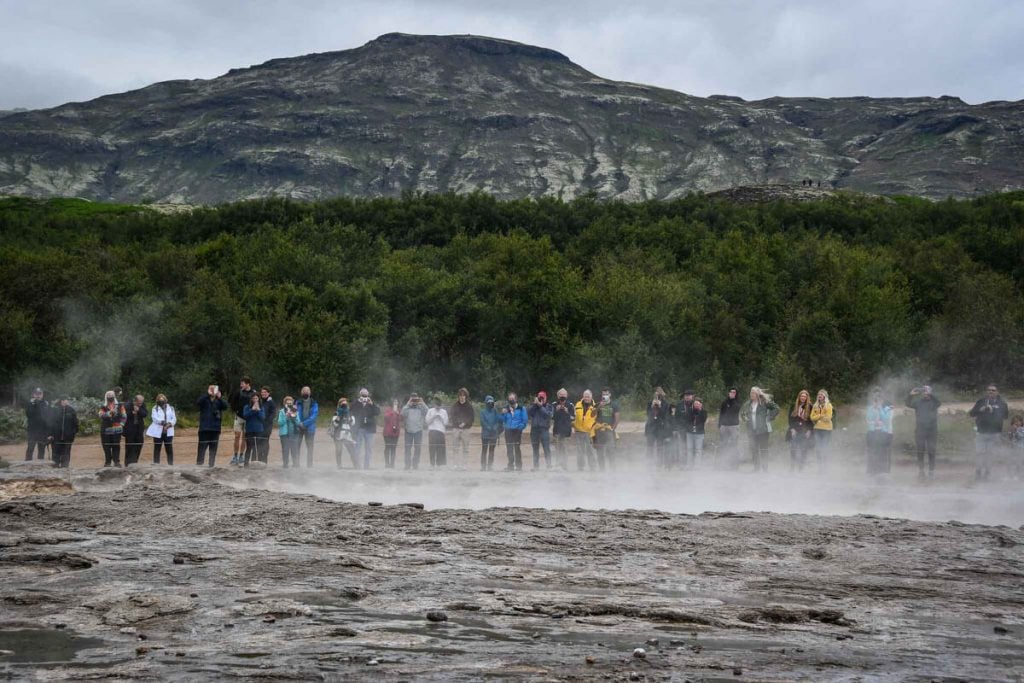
[382,409,401,438]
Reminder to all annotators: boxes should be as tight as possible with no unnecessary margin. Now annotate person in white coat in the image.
[147,393,177,465]
[425,396,449,469]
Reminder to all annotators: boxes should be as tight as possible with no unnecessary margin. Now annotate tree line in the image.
[1,190,1022,410]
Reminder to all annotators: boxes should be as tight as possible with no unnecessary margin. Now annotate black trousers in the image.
[25,436,47,460]
[243,433,261,466]
[428,430,447,467]
[504,429,523,470]
[197,430,221,467]
[153,434,174,465]
[102,434,121,466]
[383,436,398,468]
[749,432,770,471]
[124,432,145,465]
[257,430,272,463]
[915,428,937,473]
[52,441,73,468]
[481,437,497,470]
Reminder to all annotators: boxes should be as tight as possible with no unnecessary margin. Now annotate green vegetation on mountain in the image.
[2,190,1022,405]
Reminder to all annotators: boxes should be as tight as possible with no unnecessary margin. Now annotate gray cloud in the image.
[0,0,1021,110]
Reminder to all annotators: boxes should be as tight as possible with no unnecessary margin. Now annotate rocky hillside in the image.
[1,33,1022,204]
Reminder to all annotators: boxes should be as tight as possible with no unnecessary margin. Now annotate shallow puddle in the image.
[0,628,106,664]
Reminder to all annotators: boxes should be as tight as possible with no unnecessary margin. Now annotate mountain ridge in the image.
[1,32,1022,204]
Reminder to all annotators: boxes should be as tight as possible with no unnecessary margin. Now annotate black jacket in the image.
[905,393,941,432]
[969,396,1009,434]
[719,397,742,427]
[261,397,277,436]
[351,400,381,433]
[51,405,79,443]
[450,401,475,429]
[788,404,813,435]
[681,407,707,435]
[552,400,574,437]
[123,403,148,441]
[231,388,255,418]
[645,400,673,439]
[26,399,51,438]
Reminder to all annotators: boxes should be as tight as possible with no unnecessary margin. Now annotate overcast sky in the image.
[1,0,1022,110]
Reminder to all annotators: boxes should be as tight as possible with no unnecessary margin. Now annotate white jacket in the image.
[146,405,177,438]
[426,407,449,433]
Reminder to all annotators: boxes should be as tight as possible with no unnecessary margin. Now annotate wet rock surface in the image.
[0,468,1022,680]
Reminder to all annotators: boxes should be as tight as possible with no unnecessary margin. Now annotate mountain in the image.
[1,33,1022,204]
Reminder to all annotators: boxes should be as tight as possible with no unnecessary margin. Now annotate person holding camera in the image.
[593,388,621,471]
[810,389,834,473]
[969,384,1009,480]
[196,384,228,467]
[573,390,598,471]
[865,388,894,477]
[123,394,148,466]
[351,388,380,469]
[906,385,941,479]
[552,389,574,470]
[528,391,554,470]
[682,396,707,469]
[401,393,428,470]
[24,387,51,461]
[718,388,743,470]
[502,393,528,471]
[645,388,672,469]
[787,390,814,472]
[381,399,402,469]
[277,396,302,468]
[479,395,503,471]
[99,390,127,467]
[741,386,780,472]
[331,397,357,468]
[241,393,265,467]
[146,393,177,465]
[426,396,449,469]
[257,386,276,464]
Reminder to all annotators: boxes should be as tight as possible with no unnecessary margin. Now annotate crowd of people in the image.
[19,380,1023,480]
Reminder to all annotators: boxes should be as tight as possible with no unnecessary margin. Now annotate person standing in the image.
[673,389,696,468]
[426,397,449,469]
[401,393,428,470]
[50,396,78,469]
[718,388,742,469]
[242,393,265,467]
[551,388,574,470]
[573,390,598,471]
[682,397,708,469]
[645,388,672,469]
[502,393,528,471]
[865,389,894,477]
[906,385,941,479]
[98,390,126,467]
[381,400,401,469]
[741,387,779,471]
[296,386,319,467]
[479,395,503,471]
[1009,415,1024,480]
[24,387,50,461]
[196,384,228,467]
[229,377,255,466]
[787,390,814,472]
[968,384,1009,480]
[450,388,475,467]
[277,396,301,468]
[810,389,835,473]
[528,391,554,470]
[351,388,380,469]
[258,387,276,465]
[147,394,176,465]
[331,398,357,468]
[594,388,621,471]
[123,394,148,466]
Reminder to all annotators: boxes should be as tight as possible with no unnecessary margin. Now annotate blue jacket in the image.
[528,402,554,431]
[296,398,319,433]
[479,406,504,439]
[196,394,228,432]
[502,404,528,431]
[277,407,300,437]
[242,405,265,434]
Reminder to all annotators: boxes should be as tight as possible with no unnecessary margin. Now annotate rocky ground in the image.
[1,462,1022,681]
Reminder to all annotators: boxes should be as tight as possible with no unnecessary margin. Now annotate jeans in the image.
[915,428,938,474]
[504,429,523,470]
[243,433,260,466]
[383,435,398,468]
[575,432,596,470]
[197,430,221,467]
[975,431,1001,474]
[404,431,423,469]
[355,428,375,468]
[685,432,704,468]
[530,428,552,468]
[299,429,316,467]
[280,435,300,468]
[428,430,447,467]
